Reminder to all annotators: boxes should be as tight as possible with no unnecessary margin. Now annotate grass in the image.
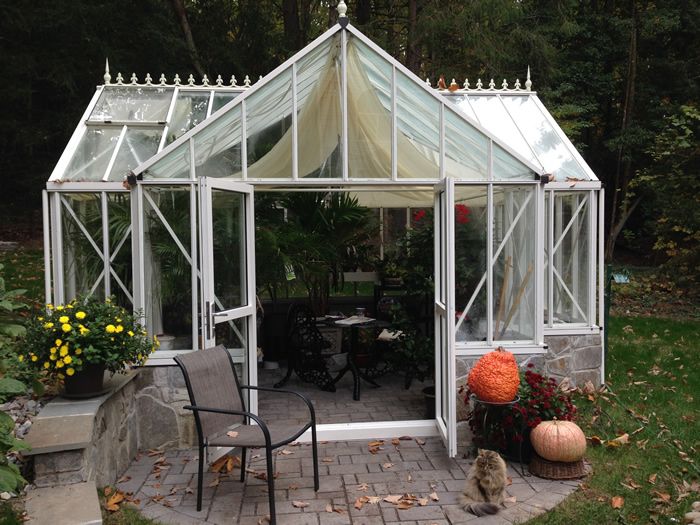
[98,488,165,525]
[528,315,700,524]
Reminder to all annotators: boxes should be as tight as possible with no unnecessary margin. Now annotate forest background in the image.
[0,0,698,285]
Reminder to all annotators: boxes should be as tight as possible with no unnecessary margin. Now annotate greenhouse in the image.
[44,8,603,455]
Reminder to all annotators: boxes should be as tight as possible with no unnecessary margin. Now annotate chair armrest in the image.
[240,385,316,420]
[183,404,272,444]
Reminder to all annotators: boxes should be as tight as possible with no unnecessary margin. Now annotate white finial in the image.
[145,73,153,85]
[130,73,138,85]
[525,66,532,91]
[425,78,432,87]
[104,58,111,84]
[174,74,182,86]
[216,75,224,86]
[338,1,348,18]
[488,79,496,90]
[159,74,167,85]
[463,78,470,90]
[244,75,252,87]
[202,74,210,86]
[501,79,508,90]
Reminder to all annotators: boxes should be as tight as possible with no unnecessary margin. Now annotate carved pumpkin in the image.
[467,346,520,403]
[531,419,586,462]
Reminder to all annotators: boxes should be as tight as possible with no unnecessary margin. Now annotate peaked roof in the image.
[133,22,544,186]
[48,21,597,187]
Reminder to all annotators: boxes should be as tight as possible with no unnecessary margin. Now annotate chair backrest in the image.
[175,345,245,439]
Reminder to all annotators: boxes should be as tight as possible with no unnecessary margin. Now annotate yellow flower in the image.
[66,368,75,376]
[18,355,23,362]
[44,362,50,369]
[44,322,54,329]
[128,331,134,337]
[50,347,57,354]
[116,325,124,333]
[60,346,68,357]
[47,304,54,310]
[62,323,71,332]
[50,354,57,361]
[31,356,38,362]
[116,318,122,322]
[55,339,63,347]
[59,316,69,323]
[66,304,73,309]
[56,360,64,368]
[80,326,89,336]
[38,317,43,321]
[76,312,86,320]
[137,354,142,361]
[64,356,72,364]
[106,325,116,333]
[58,373,65,379]
[56,306,64,311]
[75,348,82,355]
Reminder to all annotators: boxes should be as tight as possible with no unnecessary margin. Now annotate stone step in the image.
[24,482,102,525]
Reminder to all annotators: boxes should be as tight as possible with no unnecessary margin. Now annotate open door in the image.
[434,179,457,457]
[198,178,257,390]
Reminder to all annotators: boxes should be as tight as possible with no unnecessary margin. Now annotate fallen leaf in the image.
[289,484,297,490]
[614,433,631,445]
[611,496,624,508]
[354,499,364,510]
[368,447,378,454]
[292,501,310,508]
[356,483,369,491]
[398,436,412,440]
[429,492,439,501]
[589,435,605,446]
[383,463,394,469]
[153,484,162,488]
[396,501,412,509]
[651,491,671,504]
[648,473,658,484]
[104,487,113,497]
[408,473,412,483]
[322,457,334,463]
[325,504,333,512]
[384,495,403,504]
[280,450,294,455]
[148,449,164,456]
[415,438,426,445]
[226,430,239,438]
[117,476,131,483]
[392,439,401,446]
[335,509,345,514]
[369,440,384,447]
[209,478,219,488]
[418,497,428,506]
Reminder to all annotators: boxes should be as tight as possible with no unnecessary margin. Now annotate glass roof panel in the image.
[396,70,440,179]
[166,92,211,146]
[211,92,239,114]
[143,141,190,179]
[500,96,589,180]
[297,36,343,179]
[348,38,392,179]
[444,108,489,180]
[63,126,123,181]
[246,67,294,180]
[492,143,536,180]
[194,105,243,178]
[89,86,172,122]
[107,128,163,181]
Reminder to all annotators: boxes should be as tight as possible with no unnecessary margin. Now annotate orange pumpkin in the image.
[467,346,520,403]
[531,419,586,462]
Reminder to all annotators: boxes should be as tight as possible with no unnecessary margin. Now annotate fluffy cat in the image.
[458,448,508,516]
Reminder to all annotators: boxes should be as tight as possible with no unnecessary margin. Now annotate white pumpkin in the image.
[531,419,586,462]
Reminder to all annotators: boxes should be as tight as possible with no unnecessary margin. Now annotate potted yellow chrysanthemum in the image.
[19,295,159,397]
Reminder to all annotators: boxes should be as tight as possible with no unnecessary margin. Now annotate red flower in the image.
[455,204,471,215]
[456,215,470,224]
[413,209,426,221]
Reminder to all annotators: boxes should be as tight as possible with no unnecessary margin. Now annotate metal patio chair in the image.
[174,345,319,524]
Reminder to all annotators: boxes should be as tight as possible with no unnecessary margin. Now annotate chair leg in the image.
[311,425,320,491]
[196,443,205,511]
[239,447,247,483]
[266,447,276,524]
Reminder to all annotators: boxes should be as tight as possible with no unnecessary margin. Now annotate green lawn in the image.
[528,315,700,524]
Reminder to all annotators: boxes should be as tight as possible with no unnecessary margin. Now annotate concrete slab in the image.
[24,415,93,454]
[24,481,102,525]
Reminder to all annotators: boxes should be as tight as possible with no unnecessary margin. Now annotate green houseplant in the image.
[19,295,158,395]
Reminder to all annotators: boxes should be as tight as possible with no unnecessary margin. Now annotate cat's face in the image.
[476,449,502,469]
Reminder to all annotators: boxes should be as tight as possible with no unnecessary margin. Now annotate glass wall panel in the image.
[166,92,211,145]
[454,186,488,342]
[297,38,342,178]
[210,189,246,309]
[61,194,107,301]
[142,187,195,348]
[143,141,191,179]
[89,86,172,122]
[246,68,294,180]
[445,110,489,180]
[492,186,537,342]
[105,193,133,309]
[492,143,536,181]
[63,127,122,181]
[194,106,243,178]
[396,72,440,179]
[348,39,392,179]
[548,191,590,325]
[107,128,162,181]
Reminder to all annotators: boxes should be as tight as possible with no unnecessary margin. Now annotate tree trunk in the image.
[405,0,423,74]
[283,0,302,52]
[171,0,206,78]
[328,0,337,28]
[605,5,637,261]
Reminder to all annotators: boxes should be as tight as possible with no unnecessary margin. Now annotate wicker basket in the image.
[528,453,587,480]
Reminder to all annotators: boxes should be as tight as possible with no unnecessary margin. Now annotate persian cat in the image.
[458,448,508,516]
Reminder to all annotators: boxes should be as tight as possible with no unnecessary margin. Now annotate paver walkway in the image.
[117,437,583,524]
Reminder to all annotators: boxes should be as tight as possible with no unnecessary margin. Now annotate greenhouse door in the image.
[434,179,457,457]
[198,178,258,393]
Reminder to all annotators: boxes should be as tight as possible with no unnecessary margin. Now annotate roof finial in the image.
[338,1,348,18]
[104,58,111,84]
[525,66,532,91]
